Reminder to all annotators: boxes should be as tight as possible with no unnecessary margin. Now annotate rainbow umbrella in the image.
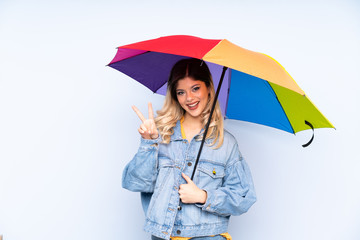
[108,35,334,148]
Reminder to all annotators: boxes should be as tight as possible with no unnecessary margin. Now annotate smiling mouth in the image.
[187,102,199,110]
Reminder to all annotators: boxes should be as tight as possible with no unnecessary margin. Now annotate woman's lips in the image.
[187,101,199,110]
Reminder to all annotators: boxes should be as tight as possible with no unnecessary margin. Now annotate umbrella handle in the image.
[302,120,314,148]
[190,66,228,180]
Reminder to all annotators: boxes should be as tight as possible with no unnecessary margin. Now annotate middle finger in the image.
[148,102,155,120]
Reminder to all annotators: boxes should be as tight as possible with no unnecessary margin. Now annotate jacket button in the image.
[176,230,181,234]
[177,206,182,211]
[187,162,192,166]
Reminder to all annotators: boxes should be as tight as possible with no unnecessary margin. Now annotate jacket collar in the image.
[170,120,183,141]
[170,120,213,144]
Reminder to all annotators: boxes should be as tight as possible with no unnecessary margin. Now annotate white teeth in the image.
[188,102,199,107]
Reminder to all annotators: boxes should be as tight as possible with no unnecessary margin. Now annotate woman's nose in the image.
[186,92,194,101]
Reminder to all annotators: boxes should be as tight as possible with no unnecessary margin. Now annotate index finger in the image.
[148,102,155,120]
[182,173,192,183]
[132,105,146,122]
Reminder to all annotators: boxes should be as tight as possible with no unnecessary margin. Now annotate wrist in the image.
[150,133,159,139]
[200,190,207,204]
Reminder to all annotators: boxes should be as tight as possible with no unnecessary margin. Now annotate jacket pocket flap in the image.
[197,161,225,178]
[158,157,174,168]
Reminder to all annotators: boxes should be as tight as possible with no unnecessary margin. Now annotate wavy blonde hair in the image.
[155,58,224,149]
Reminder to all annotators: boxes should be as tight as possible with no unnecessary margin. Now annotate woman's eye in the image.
[176,91,184,96]
[192,86,200,92]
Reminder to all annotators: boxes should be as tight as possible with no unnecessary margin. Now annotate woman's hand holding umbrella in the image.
[132,103,159,140]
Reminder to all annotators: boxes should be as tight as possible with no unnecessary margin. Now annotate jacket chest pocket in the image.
[196,160,225,189]
[155,156,175,190]
[158,156,174,169]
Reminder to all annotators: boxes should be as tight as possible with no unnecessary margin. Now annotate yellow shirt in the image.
[180,117,186,139]
[170,232,232,240]
[173,118,232,240]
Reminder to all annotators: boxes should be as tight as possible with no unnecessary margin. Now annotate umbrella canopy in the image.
[108,35,334,135]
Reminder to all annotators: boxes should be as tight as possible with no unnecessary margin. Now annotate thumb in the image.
[182,172,192,184]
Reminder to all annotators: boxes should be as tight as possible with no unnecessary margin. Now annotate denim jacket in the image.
[122,121,256,240]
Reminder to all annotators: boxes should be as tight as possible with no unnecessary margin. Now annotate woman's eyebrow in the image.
[176,84,201,91]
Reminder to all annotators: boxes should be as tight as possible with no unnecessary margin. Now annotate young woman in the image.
[122,58,256,240]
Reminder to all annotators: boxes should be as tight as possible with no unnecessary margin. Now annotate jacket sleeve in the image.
[122,136,160,193]
[196,142,256,216]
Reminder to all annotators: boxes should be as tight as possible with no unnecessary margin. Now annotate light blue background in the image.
[1,0,359,239]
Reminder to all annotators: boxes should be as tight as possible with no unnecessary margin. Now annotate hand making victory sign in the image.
[132,102,159,140]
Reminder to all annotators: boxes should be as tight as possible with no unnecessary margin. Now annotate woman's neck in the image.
[183,114,202,129]
[182,114,203,141]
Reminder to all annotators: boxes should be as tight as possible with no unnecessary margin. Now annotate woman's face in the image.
[175,77,210,120]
